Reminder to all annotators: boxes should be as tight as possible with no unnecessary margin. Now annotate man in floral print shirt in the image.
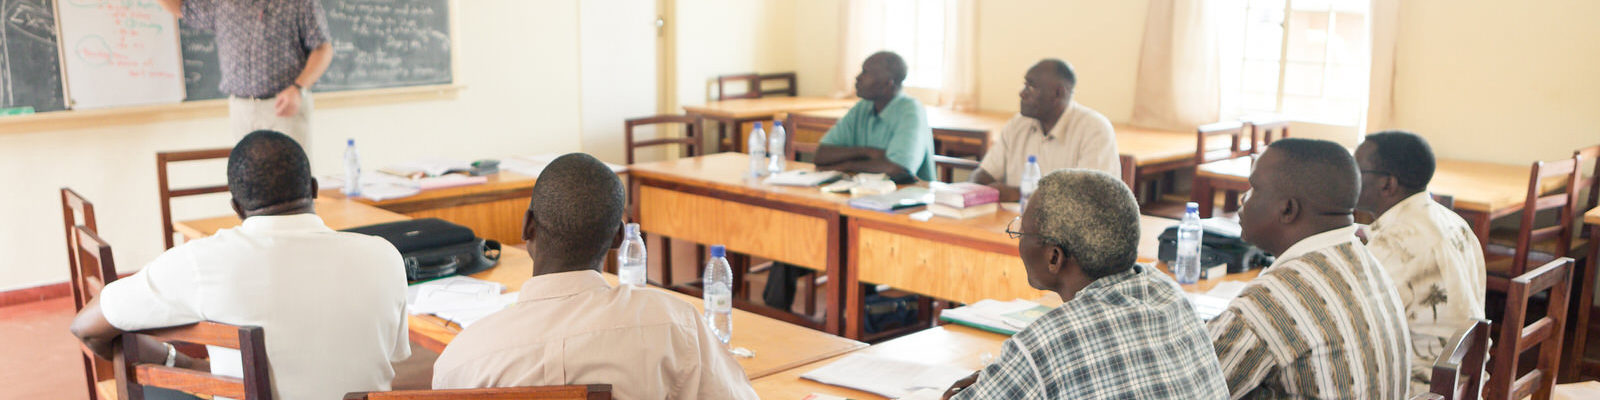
[1356,131,1486,395]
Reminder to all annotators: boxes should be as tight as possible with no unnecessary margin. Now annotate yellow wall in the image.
[1390,0,1600,164]
[0,0,584,290]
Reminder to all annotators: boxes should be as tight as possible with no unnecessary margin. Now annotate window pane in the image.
[1241,60,1280,94]
[1285,10,1328,63]
[1283,61,1324,97]
[1241,92,1277,113]
[1326,65,1366,99]
[1242,3,1285,61]
[1328,11,1365,65]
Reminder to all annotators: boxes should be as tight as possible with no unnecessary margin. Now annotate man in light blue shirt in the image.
[815,51,936,182]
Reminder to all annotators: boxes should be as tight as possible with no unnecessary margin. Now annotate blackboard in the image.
[181,0,452,101]
[0,0,66,113]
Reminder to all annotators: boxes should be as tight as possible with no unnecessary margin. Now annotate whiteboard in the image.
[56,0,185,109]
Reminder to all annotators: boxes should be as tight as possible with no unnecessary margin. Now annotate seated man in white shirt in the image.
[69,130,412,399]
[973,59,1120,201]
[431,153,758,399]
[1355,131,1486,394]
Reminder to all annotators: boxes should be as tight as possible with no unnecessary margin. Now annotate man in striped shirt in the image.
[1209,139,1412,399]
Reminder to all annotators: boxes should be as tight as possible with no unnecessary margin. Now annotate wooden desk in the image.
[683,97,859,153]
[838,205,1240,338]
[407,246,867,380]
[174,198,411,239]
[1427,159,1552,245]
[1572,206,1600,378]
[626,153,855,333]
[751,324,1006,399]
[175,191,866,381]
[1192,156,1256,218]
[754,268,1264,399]
[320,172,539,245]
[792,107,1012,157]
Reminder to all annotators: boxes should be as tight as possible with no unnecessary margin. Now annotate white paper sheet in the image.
[800,354,975,399]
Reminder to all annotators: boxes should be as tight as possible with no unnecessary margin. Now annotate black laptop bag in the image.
[343,218,501,281]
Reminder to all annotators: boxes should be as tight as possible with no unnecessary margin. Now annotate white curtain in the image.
[832,0,977,109]
[1363,0,1401,133]
[1131,0,1222,131]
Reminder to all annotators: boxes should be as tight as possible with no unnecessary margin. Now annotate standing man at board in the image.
[155,0,334,150]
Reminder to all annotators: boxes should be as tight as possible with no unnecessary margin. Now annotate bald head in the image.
[228,130,313,212]
[1262,139,1360,212]
[865,51,908,86]
[524,153,626,271]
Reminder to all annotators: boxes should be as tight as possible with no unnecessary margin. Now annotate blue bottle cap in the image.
[774,120,783,128]
[710,245,726,258]
[1027,155,1037,163]
[347,138,355,146]
[754,122,763,130]
[1185,202,1199,213]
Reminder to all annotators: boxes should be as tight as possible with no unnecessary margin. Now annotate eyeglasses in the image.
[1004,216,1033,239]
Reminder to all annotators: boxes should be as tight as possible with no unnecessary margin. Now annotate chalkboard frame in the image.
[0,0,460,129]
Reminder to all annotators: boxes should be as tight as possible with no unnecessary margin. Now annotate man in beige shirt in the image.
[974,59,1120,200]
[432,153,757,399]
[1356,131,1486,395]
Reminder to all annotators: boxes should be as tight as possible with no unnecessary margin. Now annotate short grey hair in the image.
[1031,169,1141,278]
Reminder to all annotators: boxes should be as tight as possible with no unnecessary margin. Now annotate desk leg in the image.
[828,216,846,336]
[1192,175,1216,218]
[1570,224,1600,380]
[842,218,861,339]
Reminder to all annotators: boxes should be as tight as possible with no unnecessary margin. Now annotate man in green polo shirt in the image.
[814,51,936,183]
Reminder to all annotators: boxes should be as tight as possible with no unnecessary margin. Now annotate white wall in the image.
[0,0,583,291]
[1389,0,1600,164]
[673,0,798,108]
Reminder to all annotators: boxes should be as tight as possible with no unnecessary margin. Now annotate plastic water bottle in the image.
[703,245,734,344]
[1019,155,1041,210]
[617,223,647,286]
[767,120,787,174]
[748,123,767,178]
[1176,202,1203,284]
[342,139,361,196]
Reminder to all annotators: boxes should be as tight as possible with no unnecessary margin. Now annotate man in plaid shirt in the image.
[946,169,1228,399]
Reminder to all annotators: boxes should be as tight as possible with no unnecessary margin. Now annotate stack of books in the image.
[929,183,999,219]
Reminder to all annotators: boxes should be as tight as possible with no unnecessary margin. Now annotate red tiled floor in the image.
[0,297,89,400]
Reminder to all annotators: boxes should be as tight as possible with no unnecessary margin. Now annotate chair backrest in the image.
[1244,118,1290,153]
[1119,155,1137,191]
[1194,121,1250,165]
[156,148,233,249]
[62,189,100,310]
[1431,193,1456,210]
[931,127,991,159]
[1508,156,1582,275]
[715,72,798,101]
[1487,257,1573,400]
[932,155,980,184]
[623,115,701,165]
[784,112,837,162]
[117,321,272,400]
[71,224,117,400]
[1575,144,1599,218]
[344,385,613,400]
[1430,319,1491,400]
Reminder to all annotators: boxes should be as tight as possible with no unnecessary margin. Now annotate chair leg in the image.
[1223,189,1240,213]
[655,234,673,287]
[1192,176,1216,218]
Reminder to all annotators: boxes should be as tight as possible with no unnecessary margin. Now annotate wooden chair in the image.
[1485,157,1582,293]
[1243,117,1290,152]
[1188,121,1252,218]
[933,155,981,184]
[1428,319,1491,400]
[156,148,233,249]
[70,223,118,400]
[931,126,990,160]
[785,113,837,162]
[1486,258,1573,400]
[116,321,271,400]
[345,385,612,400]
[1569,144,1600,380]
[623,115,701,165]
[1119,155,1137,192]
[715,72,798,101]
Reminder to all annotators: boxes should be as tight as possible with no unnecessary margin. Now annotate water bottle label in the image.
[708,292,732,312]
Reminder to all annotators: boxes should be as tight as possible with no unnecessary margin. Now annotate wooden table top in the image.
[751,324,1007,399]
[843,203,1177,261]
[626,152,856,211]
[1585,206,1600,226]
[408,245,868,380]
[321,171,539,213]
[1430,159,1543,214]
[682,97,859,120]
[1115,124,1205,167]
[1195,155,1256,180]
[794,107,1013,134]
[173,198,411,240]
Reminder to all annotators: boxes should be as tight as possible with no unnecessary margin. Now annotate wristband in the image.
[289,82,304,91]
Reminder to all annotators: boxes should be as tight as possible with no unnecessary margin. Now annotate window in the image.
[880,0,946,90]
[1218,0,1371,125]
